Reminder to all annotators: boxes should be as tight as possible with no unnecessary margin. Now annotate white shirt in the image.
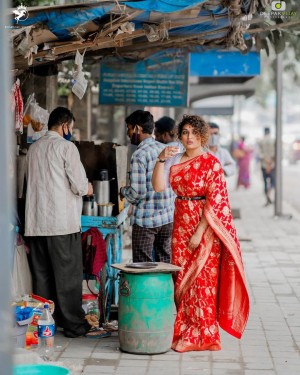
[25,131,88,236]
[208,146,236,177]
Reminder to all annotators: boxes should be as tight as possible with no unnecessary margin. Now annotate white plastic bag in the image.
[72,50,88,100]
[24,94,49,143]
[12,242,32,299]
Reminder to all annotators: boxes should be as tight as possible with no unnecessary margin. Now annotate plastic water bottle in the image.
[38,303,55,361]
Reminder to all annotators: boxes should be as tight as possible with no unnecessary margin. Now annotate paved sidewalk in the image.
[44,173,300,375]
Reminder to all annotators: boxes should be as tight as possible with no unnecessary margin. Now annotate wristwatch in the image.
[156,158,166,163]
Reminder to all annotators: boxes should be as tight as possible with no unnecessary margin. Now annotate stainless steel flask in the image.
[93,180,110,205]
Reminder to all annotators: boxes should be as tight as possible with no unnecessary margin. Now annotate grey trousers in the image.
[29,233,91,337]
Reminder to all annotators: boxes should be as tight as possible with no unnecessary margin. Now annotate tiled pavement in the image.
[20,171,300,375]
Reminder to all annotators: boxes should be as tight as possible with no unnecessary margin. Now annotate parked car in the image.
[288,139,300,164]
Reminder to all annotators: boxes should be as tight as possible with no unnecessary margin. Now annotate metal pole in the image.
[0,0,14,373]
[274,53,283,216]
[236,95,242,138]
[86,86,92,141]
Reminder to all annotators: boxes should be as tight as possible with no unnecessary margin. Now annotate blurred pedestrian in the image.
[258,127,275,205]
[152,114,249,352]
[120,110,175,263]
[155,116,184,151]
[235,136,253,189]
[208,122,236,177]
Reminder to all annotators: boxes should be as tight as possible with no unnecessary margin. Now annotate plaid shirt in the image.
[121,137,174,228]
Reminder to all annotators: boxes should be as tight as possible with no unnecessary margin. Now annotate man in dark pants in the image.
[120,110,175,263]
[25,107,102,338]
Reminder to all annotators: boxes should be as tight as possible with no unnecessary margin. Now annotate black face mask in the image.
[131,132,141,146]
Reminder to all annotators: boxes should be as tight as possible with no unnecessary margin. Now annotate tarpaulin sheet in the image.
[12,1,239,41]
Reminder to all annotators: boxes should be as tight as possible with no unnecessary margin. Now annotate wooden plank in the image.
[96,10,143,39]
[13,10,228,65]
[149,4,204,22]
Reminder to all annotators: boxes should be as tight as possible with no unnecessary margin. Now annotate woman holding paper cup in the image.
[152,114,249,352]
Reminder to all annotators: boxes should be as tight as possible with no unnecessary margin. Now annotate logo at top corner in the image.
[271,1,286,11]
[13,4,29,23]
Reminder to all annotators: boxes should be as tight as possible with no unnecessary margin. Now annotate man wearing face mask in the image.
[208,122,236,177]
[25,107,101,338]
[120,110,174,263]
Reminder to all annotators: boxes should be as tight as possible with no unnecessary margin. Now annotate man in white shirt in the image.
[208,122,236,177]
[25,107,96,338]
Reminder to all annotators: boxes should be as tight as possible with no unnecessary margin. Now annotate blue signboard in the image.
[99,51,189,107]
[190,51,260,77]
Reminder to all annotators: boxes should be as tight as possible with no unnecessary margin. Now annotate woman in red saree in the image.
[152,115,249,352]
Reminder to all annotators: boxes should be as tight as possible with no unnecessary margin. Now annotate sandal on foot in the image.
[85,327,111,339]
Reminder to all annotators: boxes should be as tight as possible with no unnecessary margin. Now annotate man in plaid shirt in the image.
[120,110,174,263]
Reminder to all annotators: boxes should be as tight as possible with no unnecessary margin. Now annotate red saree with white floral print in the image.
[170,153,249,352]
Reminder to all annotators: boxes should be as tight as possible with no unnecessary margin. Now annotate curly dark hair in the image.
[177,115,210,146]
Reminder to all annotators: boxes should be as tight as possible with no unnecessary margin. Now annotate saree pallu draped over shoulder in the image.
[169,153,249,352]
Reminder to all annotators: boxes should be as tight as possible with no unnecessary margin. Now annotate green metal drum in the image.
[118,271,174,354]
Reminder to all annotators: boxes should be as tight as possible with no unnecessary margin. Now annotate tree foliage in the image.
[247,3,299,48]
[248,1,300,80]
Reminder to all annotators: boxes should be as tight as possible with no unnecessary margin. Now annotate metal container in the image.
[93,181,110,204]
[98,203,114,217]
[82,195,97,216]
[118,272,174,354]
[106,203,114,217]
[82,201,92,216]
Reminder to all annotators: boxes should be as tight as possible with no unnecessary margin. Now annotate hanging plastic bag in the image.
[23,94,49,143]
[72,50,88,100]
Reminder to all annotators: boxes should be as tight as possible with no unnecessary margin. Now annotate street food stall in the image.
[77,140,129,323]
[15,130,129,327]
[81,205,129,322]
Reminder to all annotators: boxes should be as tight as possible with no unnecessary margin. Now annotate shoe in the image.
[85,327,111,339]
[64,330,84,338]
